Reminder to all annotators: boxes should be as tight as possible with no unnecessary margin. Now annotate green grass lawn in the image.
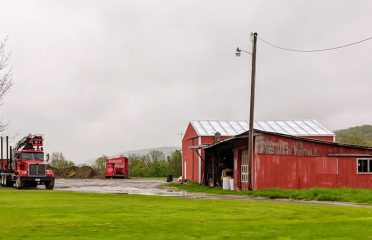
[168,182,372,205]
[0,188,371,239]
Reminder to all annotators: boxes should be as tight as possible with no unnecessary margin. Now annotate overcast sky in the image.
[0,1,371,163]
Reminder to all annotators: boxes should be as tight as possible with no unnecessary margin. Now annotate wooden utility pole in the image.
[248,32,257,190]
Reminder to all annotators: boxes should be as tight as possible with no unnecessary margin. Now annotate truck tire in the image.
[45,180,54,190]
[5,176,13,187]
[28,181,38,188]
[15,177,24,189]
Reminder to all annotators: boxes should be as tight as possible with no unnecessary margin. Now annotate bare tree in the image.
[0,35,13,131]
[148,150,165,161]
[93,155,108,174]
[51,152,66,162]
[50,152,75,169]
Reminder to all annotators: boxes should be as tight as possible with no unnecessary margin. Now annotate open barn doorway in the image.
[204,146,234,188]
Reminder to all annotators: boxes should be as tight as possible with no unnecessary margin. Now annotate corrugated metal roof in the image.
[190,120,335,137]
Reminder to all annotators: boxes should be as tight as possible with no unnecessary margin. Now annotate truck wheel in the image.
[45,180,54,190]
[5,176,13,187]
[15,177,24,189]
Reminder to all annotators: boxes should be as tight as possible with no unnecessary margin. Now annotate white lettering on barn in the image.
[255,138,319,156]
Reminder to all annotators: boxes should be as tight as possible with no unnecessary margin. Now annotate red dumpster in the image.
[105,156,128,178]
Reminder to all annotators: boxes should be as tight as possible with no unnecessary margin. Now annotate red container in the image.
[105,156,128,178]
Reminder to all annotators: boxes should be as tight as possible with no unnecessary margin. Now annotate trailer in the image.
[105,156,128,179]
[0,134,55,189]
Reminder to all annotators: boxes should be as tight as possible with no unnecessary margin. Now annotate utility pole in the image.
[248,32,257,190]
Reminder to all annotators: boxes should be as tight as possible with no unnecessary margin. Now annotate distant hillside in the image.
[120,147,180,158]
[335,125,372,147]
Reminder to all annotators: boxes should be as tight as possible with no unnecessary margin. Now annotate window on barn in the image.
[241,165,249,182]
[357,159,372,173]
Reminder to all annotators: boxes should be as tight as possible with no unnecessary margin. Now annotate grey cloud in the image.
[0,0,371,163]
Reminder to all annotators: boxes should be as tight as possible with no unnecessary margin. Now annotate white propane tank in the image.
[222,177,231,190]
[230,178,234,191]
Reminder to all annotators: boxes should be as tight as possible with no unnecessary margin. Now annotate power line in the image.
[258,35,372,53]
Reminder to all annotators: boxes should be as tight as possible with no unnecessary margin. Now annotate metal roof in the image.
[190,120,335,137]
[204,129,371,151]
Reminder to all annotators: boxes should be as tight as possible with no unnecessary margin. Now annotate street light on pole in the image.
[235,47,252,57]
[236,32,257,190]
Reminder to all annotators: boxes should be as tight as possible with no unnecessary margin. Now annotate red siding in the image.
[302,136,335,142]
[233,149,239,189]
[255,155,372,189]
[252,134,372,190]
[182,123,199,181]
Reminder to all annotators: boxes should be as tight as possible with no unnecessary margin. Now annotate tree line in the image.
[47,149,182,178]
[127,150,182,177]
[92,150,182,178]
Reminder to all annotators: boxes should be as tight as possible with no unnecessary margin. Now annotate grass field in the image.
[0,188,372,239]
[168,182,372,205]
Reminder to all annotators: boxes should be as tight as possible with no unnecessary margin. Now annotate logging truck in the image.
[0,134,55,189]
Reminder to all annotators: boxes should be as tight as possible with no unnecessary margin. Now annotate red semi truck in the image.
[105,156,128,178]
[0,134,55,189]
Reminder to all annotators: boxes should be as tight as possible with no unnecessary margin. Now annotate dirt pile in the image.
[49,166,102,179]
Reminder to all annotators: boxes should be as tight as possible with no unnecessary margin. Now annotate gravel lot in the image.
[54,178,185,196]
[52,179,371,208]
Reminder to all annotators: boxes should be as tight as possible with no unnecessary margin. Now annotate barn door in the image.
[239,149,249,190]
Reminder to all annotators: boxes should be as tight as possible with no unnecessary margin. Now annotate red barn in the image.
[182,120,335,183]
[204,130,372,190]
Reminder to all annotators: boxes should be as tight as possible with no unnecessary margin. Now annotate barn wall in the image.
[255,155,372,189]
[182,123,198,181]
[253,134,372,190]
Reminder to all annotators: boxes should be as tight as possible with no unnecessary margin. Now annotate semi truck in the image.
[0,134,55,189]
[105,156,128,178]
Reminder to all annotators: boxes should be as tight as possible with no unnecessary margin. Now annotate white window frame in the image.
[357,158,372,174]
[241,165,249,182]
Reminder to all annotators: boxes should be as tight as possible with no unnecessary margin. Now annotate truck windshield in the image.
[22,152,44,160]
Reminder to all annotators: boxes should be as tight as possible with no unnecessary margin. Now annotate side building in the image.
[204,130,372,190]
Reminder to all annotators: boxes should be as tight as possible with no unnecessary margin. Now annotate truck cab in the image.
[13,151,55,188]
